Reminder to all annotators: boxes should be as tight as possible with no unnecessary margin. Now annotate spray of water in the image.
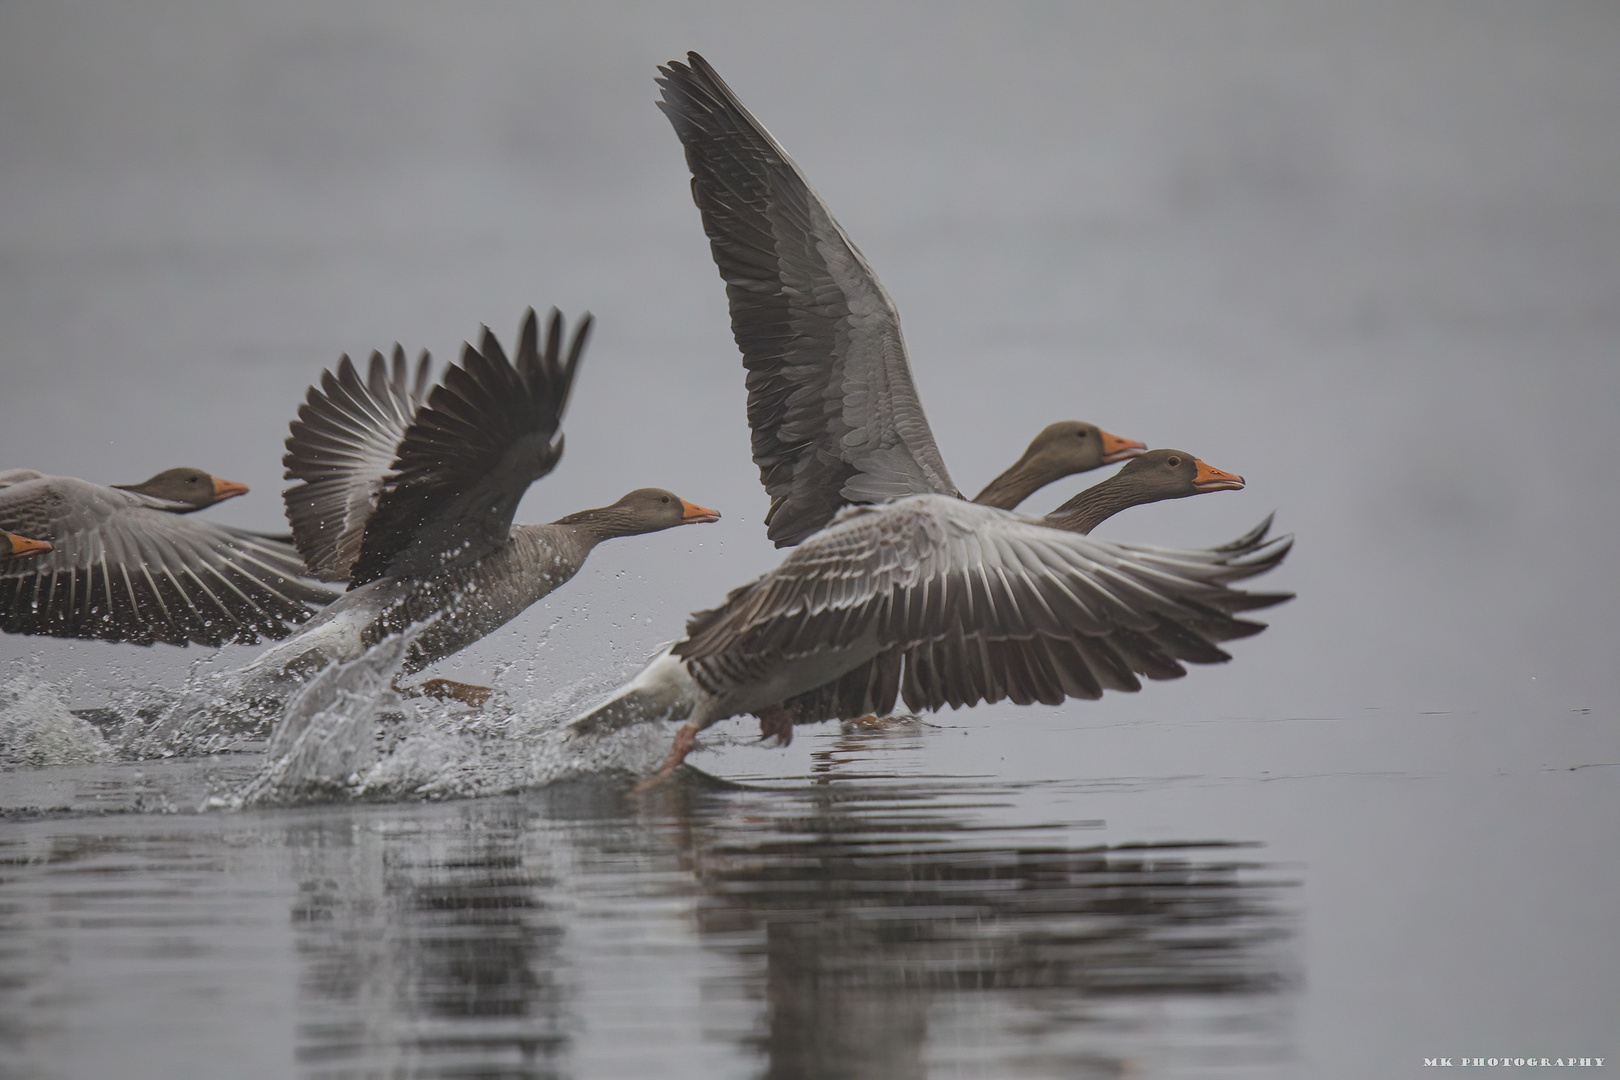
[0,665,114,767]
[206,628,681,808]
[2,623,686,808]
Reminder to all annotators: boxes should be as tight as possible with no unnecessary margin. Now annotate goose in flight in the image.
[575,449,1289,784]
[656,52,1147,546]
[0,467,333,646]
[237,308,720,705]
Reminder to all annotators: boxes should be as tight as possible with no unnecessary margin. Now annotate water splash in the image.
[0,666,115,767]
[212,630,681,809]
[115,664,292,759]
[2,628,685,806]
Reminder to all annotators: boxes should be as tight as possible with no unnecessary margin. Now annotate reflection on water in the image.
[682,788,1292,1079]
[290,802,574,1079]
[694,832,1289,1078]
[287,777,1293,1077]
[0,767,1296,1079]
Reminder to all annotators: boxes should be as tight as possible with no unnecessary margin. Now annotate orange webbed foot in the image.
[395,677,493,708]
[634,722,701,793]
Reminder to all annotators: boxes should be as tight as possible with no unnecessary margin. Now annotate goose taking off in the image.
[242,309,721,701]
[575,450,1289,784]
[657,52,1146,546]
[0,468,333,646]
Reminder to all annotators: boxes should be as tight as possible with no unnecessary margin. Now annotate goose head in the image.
[559,488,722,541]
[1021,421,1147,479]
[1047,449,1246,534]
[113,467,249,511]
[973,421,1148,509]
[1117,448,1245,498]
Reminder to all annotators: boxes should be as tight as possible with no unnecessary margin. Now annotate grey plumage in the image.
[348,309,587,587]
[273,309,585,668]
[243,523,594,681]
[675,496,1291,726]
[569,57,1292,776]
[283,345,434,583]
[0,473,335,646]
[658,52,959,547]
[267,311,717,685]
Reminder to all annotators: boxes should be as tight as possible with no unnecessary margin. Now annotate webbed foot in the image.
[395,677,493,708]
[634,722,701,793]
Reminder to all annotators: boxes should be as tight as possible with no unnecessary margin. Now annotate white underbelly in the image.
[237,581,402,684]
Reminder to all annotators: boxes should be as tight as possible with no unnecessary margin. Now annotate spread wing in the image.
[0,475,337,647]
[658,52,958,548]
[348,308,588,588]
[677,497,1291,722]
[283,346,434,582]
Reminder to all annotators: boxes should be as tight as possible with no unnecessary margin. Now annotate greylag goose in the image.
[113,468,251,510]
[656,53,1145,546]
[240,309,721,702]
[2,532,53,561]
[574,449,1290,783]
[0,468,333,646]
[0,466,250,512]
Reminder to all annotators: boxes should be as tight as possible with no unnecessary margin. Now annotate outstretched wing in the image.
[348,308,588,588]
[677,497,1291,722]
[283,346,434,582]
[0,475,336,647]
[658,52,958,548]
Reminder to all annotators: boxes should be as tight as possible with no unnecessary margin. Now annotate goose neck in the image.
[1045,476,1144,535]
[553,505,635,544]
[972,456,1053,510]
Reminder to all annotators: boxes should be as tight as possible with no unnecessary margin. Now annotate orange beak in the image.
[211,476,250,501]
[6,532,53,558]
[1192,459,1245,492]
[1099,429,1149,464]
[679,500,722,524]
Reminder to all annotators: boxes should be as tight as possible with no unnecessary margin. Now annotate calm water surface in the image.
[3,750,1298,1079]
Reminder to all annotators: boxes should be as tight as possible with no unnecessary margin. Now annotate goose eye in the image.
[1167,455,1181,467]
[661,496,670,503]
[1076,430,1087,438]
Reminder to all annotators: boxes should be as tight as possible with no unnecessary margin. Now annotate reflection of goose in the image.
[579,450,1289,780]
[275,778,1291,1077]
[2,531,52,560]
[0,467,333,646]
[246,309,720,701]
[686,787,1293,1077]
[285,803,574,1077]
[657,53,1145,547]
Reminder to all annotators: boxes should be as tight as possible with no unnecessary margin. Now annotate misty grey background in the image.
[1,2,1617,1077]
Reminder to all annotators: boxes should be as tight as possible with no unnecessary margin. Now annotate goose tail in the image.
[570,645,699,735]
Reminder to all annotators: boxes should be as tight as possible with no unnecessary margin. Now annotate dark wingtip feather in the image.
[412,349,433,401]
[1219,534,1293,578]
[1212,513,1276,553]
[348,308,590,586]
[520,308,542,380]
[1225,591,1295,613]
[476,325,506,368]
[565,312,592,390]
